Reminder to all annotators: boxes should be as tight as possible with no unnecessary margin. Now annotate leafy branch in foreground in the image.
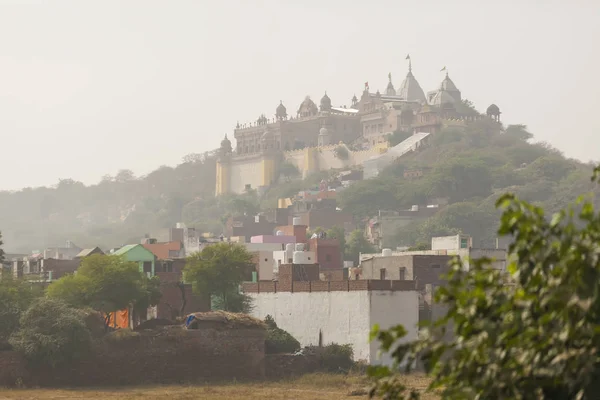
[369,165,600,399]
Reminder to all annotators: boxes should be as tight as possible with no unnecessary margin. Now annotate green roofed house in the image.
[113,244,156,277]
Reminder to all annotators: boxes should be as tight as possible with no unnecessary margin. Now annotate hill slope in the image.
[337,121,598,248]
[1,121,595,253]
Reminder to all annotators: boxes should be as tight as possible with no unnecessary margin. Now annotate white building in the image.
[361,234,508,272]
[245,283,419,366]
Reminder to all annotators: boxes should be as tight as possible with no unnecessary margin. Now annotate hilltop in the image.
[337,121,598,248]
[0,120,596,253]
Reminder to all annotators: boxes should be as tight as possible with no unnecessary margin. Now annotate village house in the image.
[243,262,418,366]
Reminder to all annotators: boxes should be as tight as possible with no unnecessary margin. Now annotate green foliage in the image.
[0,154,217,253]
[9,298,92,367]
[279,161,300,181]
[212,290,254,314]
[387,130,411,147]
[0,276,41,349]
[345,229,376,264]
[319,343,355,373]
[184,242,254,312]
[326,226,346,255]
[370,166,600,399]
[47,254,160,326]
[0,230,4,264]
[334,145,349,160]
[264,315,301,354]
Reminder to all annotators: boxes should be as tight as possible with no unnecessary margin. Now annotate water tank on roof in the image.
[276,230,284,236]
[411,205,419,211]
[292,217,302,226]
[295,243,304,251]
[382,248,393,257]
[285,243,295,253]
[293,251,307,264]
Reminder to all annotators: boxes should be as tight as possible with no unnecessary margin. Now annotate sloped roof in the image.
[75,247,104,258]
[113,244,138,256]
[142,241,182,260]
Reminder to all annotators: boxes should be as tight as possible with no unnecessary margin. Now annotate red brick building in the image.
[307,238,342,270]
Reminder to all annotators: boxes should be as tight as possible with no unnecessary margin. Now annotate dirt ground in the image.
[0,374,437,399]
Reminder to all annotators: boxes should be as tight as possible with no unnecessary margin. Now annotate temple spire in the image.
[406,54,412,73]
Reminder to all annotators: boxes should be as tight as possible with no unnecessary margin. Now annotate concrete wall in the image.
[360,255,452,289]
[369,290,419,366]
[229,156,265,193]
[248,289,418,365]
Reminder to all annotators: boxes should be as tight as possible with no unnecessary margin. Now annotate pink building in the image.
[250,235,297,244]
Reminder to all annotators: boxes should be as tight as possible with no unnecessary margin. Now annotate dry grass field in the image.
[0,374,437,400]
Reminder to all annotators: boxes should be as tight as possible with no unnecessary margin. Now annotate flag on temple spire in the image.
[405,54,410,60]
[440,66,447,72]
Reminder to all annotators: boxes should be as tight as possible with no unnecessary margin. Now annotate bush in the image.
[0,277,40,349]
[319,343,354,373]
[9,298,92,367]
[264,315,301,354]
[334,145,349,160]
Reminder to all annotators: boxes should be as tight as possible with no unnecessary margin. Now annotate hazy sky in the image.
[1,0,598,191]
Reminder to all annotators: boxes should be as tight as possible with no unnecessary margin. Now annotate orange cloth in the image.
[106,309,130,329]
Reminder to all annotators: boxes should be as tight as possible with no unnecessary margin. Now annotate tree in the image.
[326,226,346,256]
[47,254,160,328]
[504,124,533,142]
[9,298,92,367]
[184,242,254,312]
[0,276,40,348]
[345,229,375,264]
[279,161,300,182]
[115,169,135,183]
[0,230,4,264]
[334,145,349,160]
[212,290,254,314]
[370,167,600,399]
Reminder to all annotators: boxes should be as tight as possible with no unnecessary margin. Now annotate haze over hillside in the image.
[1,1,599,191]
[1,117,597,253]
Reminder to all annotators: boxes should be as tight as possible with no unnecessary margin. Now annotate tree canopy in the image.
[0,230,4,264]
[9,298,92,367]
[183,242,254,312]
[47,254,161,327]
[0,276,41,348]
[369,167,600,399]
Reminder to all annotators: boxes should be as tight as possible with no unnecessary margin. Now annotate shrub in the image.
[334,145,349,160]
[9,298,92,367]
[319,343,354,373]
[0,276,40,349]
[264,315,301,354]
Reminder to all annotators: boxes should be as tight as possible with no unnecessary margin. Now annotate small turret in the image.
[320,92,332,112]
[219,134,233,156]
[276,101,287,120]
[385,72,395,96]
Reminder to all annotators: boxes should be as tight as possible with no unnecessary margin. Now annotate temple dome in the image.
[320,92,332,111]
[397,69,426,103]
[297,96,318,117]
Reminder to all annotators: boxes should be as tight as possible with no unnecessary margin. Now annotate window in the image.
[460,237,469,249]
[307,256,311,261]
[380,268,387,280]
[143,262,152,273]
[264,258,269,262]
[399,267,406,280]
[325,254,332,262]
